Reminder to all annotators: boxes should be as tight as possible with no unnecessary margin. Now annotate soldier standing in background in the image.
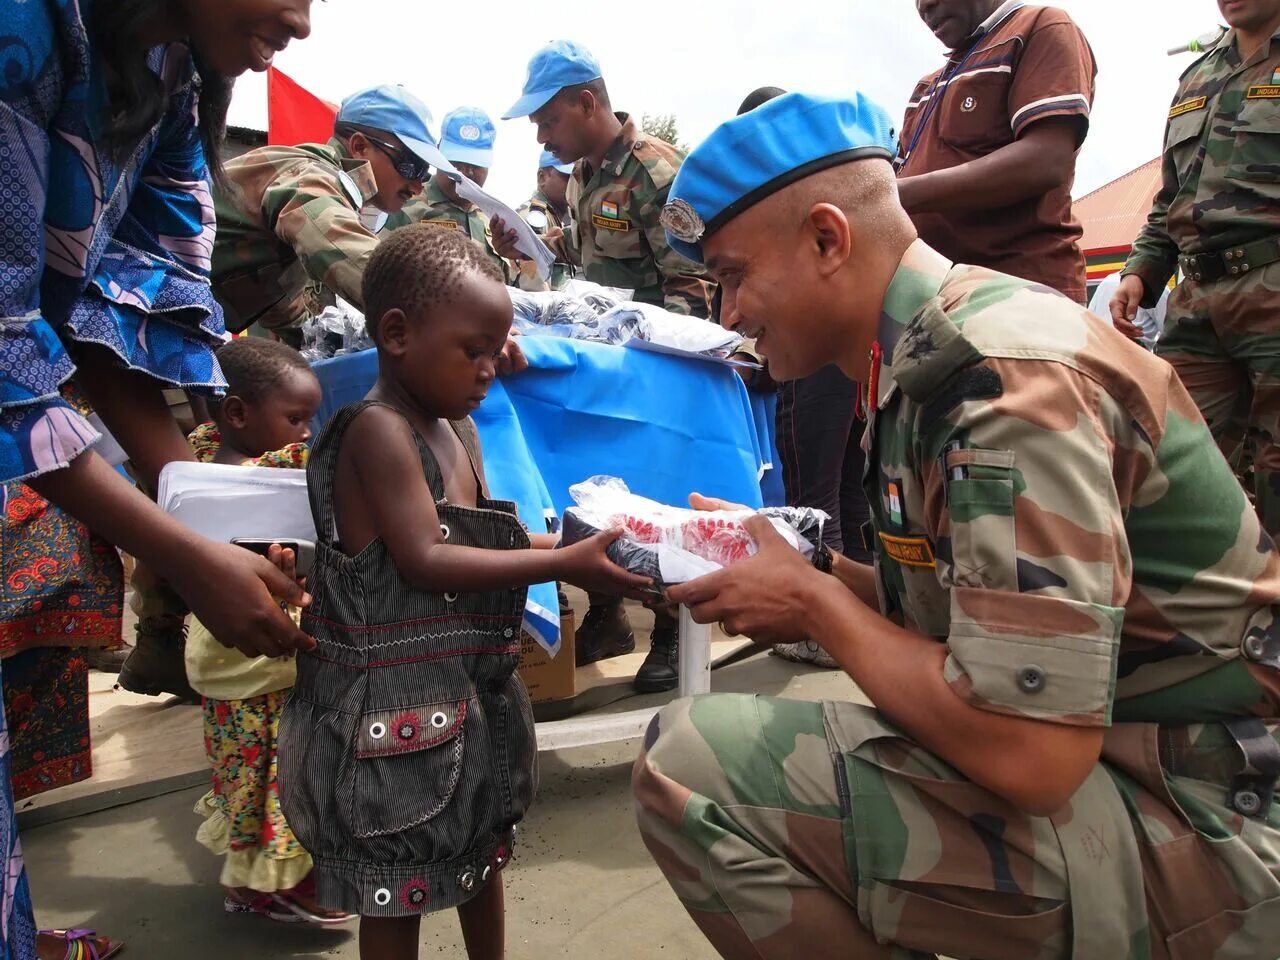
[494,39,716,693]
[635,90,1280,960]
[211,84,452,347]
[515,150,576,291]
[1111,0,1280,537]
[385,106,513,282]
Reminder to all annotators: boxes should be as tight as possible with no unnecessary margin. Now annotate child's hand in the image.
[557,528,653,599]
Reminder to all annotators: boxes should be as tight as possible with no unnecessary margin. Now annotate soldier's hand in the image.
[1109,275,1146,340]
[497,330,529,376]
[490,216,524,260]
[666,515,822,645]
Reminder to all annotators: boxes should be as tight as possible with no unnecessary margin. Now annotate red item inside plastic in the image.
[607,513,757,566]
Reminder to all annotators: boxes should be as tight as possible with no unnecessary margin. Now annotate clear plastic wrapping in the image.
[300,298,373,362]
[560,477,827,589]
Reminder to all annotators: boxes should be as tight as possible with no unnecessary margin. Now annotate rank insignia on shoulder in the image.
[878,533,936,568]
[1246,85,1280,100]
[1168,95,1208,118]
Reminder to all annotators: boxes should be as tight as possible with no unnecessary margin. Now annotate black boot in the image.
[634,612,678,693]
[575,599,636,667]
[118,620,198,699]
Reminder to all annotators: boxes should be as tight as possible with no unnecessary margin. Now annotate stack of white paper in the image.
[454,176,558,281]
[157,461,316,544]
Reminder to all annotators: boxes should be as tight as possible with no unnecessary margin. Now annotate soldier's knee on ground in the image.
[633,698,701,828]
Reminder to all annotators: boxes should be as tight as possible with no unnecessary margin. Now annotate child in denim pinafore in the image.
[278,225,647,960]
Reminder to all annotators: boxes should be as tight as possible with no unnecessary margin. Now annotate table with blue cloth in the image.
[311,337,781,654]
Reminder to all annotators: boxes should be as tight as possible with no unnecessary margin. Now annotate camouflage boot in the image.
[633,611,678,694]
[575,598,636,667]
[117,619,197,700]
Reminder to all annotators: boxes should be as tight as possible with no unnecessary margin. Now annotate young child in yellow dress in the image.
[185,337,352,925]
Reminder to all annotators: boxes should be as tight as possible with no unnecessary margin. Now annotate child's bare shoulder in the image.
[338,403,418,462]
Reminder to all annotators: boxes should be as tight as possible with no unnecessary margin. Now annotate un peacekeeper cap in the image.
[539,149,575,175]
[661,92,899,263]
[503,39,602,119]
[338,84,457,177]
[439,106,497,169]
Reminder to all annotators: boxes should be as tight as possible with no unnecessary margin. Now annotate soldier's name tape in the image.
[592,215,631,232]
[878,532,937,568]
[1168,95,1207,118]
[424,220,460,231]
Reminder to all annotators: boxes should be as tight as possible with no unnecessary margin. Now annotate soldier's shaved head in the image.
[702,158,916,383]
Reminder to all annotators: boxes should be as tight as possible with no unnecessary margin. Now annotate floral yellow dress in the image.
[184,424,313,895]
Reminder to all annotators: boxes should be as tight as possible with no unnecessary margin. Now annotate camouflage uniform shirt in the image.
[212,139,379,334]
[384,180,513,283]
[515,191,573,291]
[863,239,1280,952]
[1123,25,1280,304]
[558,114,714,316]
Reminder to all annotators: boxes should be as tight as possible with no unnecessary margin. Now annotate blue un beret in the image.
[662,92,899,263]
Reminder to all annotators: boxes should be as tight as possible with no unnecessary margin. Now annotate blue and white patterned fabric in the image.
[0,0,228,484]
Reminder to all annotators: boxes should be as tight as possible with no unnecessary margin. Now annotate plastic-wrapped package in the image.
[561,477,827,589]
[509,291,642,345]
[300,298,372,362]
[599,301,745,359]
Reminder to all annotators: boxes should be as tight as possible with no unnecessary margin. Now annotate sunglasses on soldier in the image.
[361,133,431,182]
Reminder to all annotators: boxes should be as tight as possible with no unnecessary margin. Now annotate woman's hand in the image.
[172,540,315,659]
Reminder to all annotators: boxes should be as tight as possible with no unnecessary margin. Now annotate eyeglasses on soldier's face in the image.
[361,133,430,181]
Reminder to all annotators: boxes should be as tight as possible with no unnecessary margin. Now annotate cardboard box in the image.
[518,612,577,704]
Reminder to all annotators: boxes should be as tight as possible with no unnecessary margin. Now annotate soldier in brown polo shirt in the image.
[896,0,1097,303]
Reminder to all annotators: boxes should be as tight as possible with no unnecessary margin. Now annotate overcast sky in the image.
[228,0,1212,207]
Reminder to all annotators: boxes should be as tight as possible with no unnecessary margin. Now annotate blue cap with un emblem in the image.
[503,40,602,119]
[661,92,898,263]
[539,149,575,175]
[339,84,457,177]
[439,106,497,169]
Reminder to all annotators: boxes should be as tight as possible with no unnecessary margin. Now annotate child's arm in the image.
[344,408,649,596]
[529,533,560,550]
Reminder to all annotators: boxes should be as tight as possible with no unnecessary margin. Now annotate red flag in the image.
[267,67,338,146]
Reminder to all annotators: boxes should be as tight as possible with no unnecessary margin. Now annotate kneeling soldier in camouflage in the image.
[635,91,1280,960]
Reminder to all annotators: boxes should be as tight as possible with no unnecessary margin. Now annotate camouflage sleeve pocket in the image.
[943,587,1123,726]
[944,447,1017,592]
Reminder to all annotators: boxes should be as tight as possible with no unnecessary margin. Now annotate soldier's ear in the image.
[347,131,370,159]
[809,204,852,277]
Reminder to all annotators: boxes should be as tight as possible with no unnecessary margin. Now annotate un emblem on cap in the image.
[459,123,482,142]
[660,199,705,244]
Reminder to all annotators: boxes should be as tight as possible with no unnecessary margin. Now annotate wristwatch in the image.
[812,541,834,575]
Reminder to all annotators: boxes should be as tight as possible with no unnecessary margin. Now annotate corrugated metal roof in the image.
[1075,157,1163,253]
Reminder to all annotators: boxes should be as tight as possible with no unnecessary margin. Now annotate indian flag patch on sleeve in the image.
[601,200,620,218]
[887,481,903,527]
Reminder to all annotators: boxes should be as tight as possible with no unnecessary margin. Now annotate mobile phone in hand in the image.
[230,538,315,578]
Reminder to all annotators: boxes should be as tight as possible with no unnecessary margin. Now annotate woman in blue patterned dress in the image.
[0,2,317,957]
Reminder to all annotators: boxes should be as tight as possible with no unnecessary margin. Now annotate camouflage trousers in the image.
[633,695,1280,960]
[1156,262,1280,538]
